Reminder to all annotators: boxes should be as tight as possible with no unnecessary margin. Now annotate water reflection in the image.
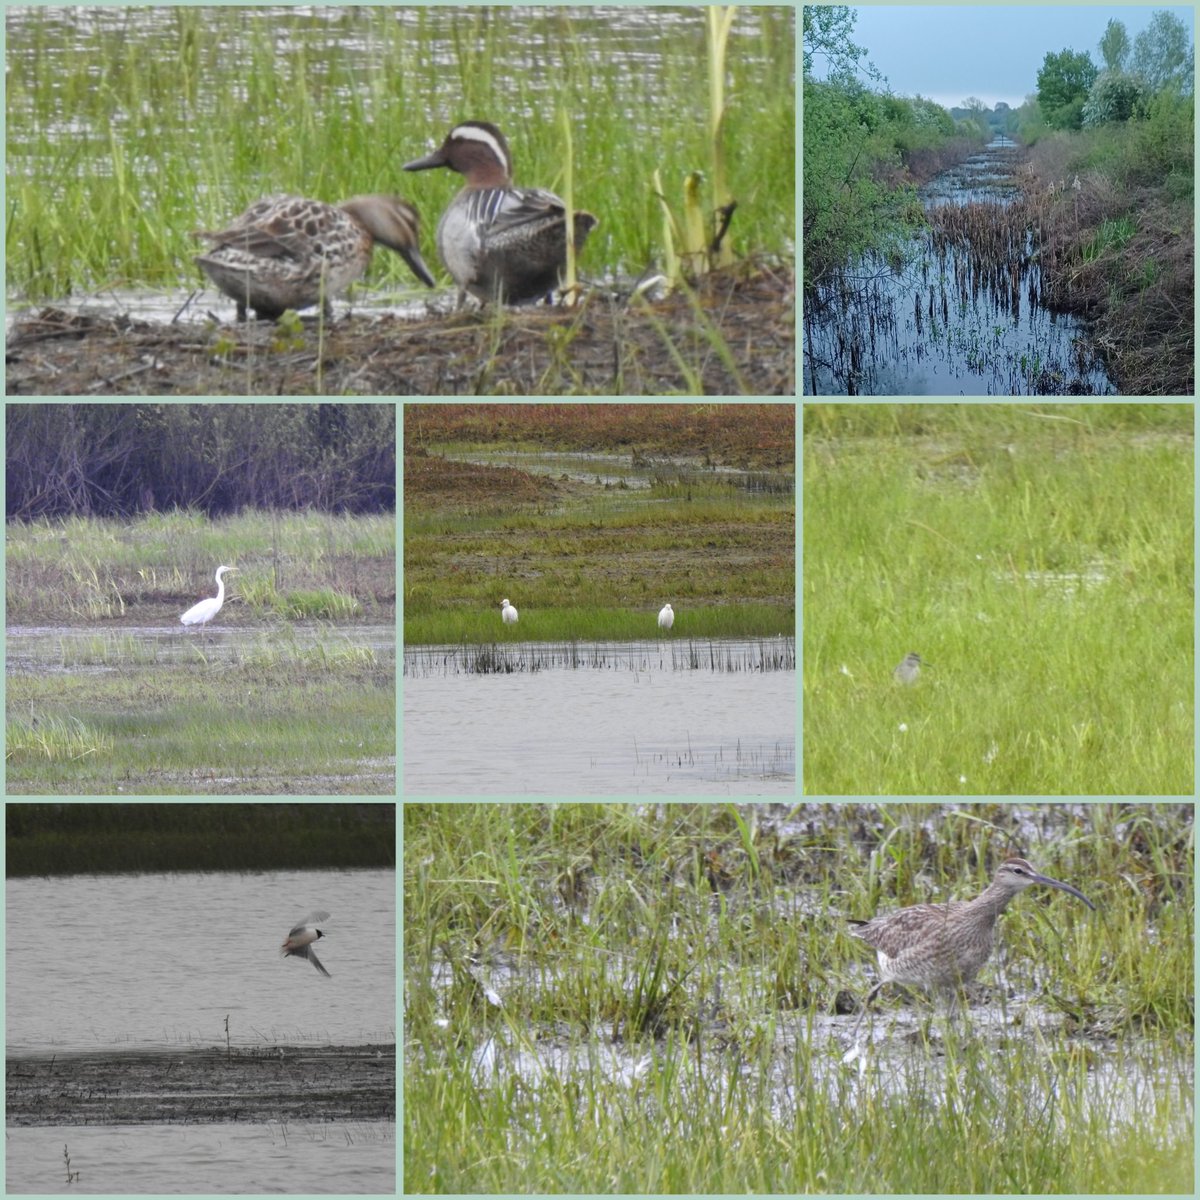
[804,138,1116,396]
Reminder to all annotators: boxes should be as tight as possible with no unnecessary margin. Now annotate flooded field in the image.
[804,137,1116,395]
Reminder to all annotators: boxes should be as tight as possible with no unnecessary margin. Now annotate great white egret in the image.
[181,565,237,627]
[501,598,519,624]
[658,603,674,630]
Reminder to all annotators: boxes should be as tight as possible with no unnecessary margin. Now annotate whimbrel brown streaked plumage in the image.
[849,857,1095,1040]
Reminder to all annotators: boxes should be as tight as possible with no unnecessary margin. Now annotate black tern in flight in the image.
[281,911,331,977]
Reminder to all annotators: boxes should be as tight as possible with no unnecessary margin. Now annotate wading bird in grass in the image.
[180,565,237,629]
[281,911,331,978]
[658,603,674,631]
[501,598,519,624]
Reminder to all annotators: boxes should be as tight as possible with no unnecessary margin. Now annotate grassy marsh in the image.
[403,802,1193,1193]
[403,404,795,644]
[803,403,1193,796]
[5,510,395,795]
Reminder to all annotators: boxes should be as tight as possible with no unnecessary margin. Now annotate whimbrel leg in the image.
[850,981,884,1042]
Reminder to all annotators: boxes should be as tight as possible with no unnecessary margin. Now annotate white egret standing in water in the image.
[501,598,519,624]
[181,565,237,628]
[658,603,674,630]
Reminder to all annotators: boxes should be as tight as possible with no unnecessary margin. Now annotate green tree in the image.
[1037,49,1098,129]
[1099,19,1130,72]
[1131,11,1194,95]
[803,5,878,82]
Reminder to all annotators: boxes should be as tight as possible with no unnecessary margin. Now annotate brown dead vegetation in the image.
[5,262,795,397]
[1018,165,1193,396]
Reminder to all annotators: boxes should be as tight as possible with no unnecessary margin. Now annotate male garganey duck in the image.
[194,194,435,320]
[403,120,597,305]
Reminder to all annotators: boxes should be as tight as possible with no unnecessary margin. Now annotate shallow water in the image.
[403,638,795,795]
[803,137,1116,396]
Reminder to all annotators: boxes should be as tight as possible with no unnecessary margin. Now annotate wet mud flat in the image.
[6,1045,395,1126]
[5,262,794,396]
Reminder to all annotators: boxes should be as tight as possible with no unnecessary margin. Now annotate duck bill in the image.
[1035,873,1096,910]
[403,149,448,172]
[402,245,437,288]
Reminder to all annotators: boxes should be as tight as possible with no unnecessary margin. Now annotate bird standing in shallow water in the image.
[849,856,1095,1042]
[180,565,237,629]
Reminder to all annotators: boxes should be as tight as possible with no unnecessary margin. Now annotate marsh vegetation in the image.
[404,802,1193,1193]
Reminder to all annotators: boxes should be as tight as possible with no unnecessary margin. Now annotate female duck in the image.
[403,121,597,305]
[194,194,435,320]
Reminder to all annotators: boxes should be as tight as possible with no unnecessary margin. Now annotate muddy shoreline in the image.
[6,1044,395,1126]
[5,262,795,396]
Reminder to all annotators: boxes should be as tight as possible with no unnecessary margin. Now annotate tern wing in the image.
[289,911,330,936]
[302,945,331,978]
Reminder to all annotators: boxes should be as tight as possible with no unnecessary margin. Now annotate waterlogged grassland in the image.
[403,405,795,644]
[6,6,795,302]
[6,631,395,796]
[6,510,396,795]
[404,802,1193,1193]
[803,404,1193,796]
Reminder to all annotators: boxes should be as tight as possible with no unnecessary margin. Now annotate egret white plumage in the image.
[180,565,237,627]
[658,603,674,630]
[501,598,518,624]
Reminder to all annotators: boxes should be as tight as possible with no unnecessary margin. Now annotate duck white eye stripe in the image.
[451,124,510,175]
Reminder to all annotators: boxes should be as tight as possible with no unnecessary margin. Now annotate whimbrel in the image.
[848,857,1095,1041]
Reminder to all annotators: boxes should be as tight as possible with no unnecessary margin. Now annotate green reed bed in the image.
[7,801,394,875]
[403,802,1192,1193]
[6,6,795,303]
[803,403,1193,796]
[403,633,794,676]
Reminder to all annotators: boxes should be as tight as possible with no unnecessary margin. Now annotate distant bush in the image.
[1082,72,1147,127]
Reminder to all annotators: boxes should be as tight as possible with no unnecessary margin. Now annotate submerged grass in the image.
[803,403,1193,796]
[404,802,1193,1193]
[403,634,795,676]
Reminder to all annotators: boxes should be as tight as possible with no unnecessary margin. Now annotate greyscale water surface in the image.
[803,136,1116,396]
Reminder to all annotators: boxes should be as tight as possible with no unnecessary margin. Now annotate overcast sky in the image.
[809,4,1194,109]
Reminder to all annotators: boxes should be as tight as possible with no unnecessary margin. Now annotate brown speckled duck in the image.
[194,194,435,320]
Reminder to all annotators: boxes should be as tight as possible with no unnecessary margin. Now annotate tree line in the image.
[6,403,396,519]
